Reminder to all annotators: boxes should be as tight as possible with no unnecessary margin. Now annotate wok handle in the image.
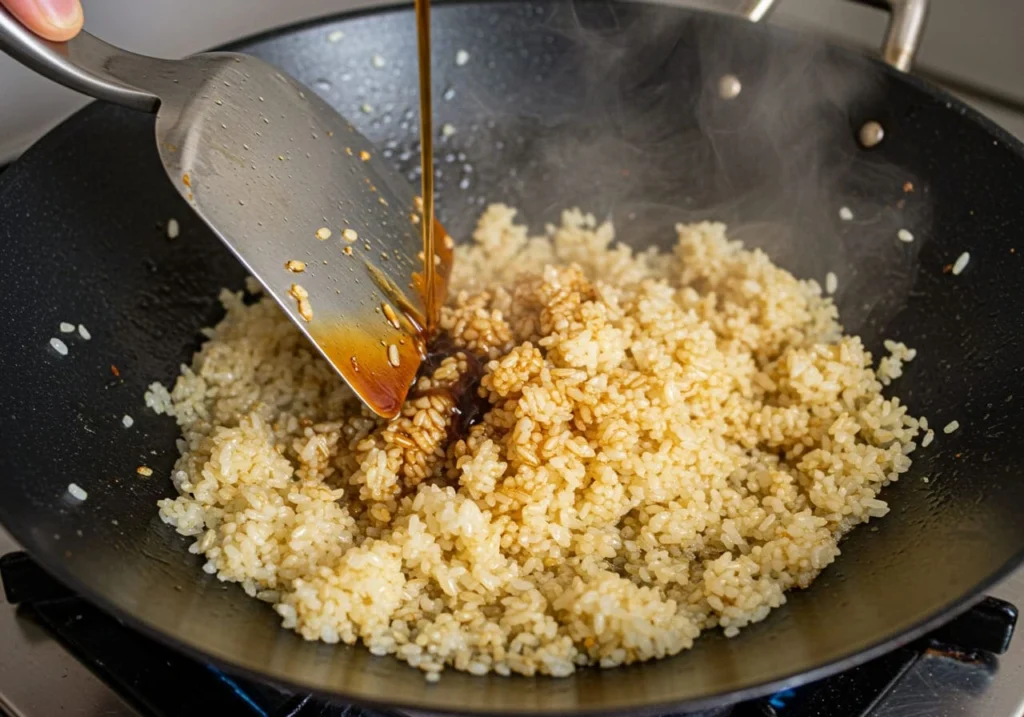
[845,0,929,72]
[737,0,928,72]
[0,8,159,112]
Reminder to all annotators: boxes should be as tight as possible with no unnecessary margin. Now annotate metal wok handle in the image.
[0,7,159,111]
[737,0,929,72]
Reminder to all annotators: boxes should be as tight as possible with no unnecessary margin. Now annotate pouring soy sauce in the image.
[354,0,488,435]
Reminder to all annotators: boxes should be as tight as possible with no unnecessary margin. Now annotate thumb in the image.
[2,0,84,42]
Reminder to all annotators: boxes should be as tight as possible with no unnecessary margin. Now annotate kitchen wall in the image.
[0,0,1021,160]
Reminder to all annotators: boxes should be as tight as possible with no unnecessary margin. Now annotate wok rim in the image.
[2,1,1024,714]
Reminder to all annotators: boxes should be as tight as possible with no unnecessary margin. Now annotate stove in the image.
[1,528,1021,717]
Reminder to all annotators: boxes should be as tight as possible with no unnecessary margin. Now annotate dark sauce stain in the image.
[411,331,490,442]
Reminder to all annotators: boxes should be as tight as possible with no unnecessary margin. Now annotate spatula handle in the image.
[0,8,158,112]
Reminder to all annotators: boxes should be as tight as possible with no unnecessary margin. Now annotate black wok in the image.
[2,0,1024,714]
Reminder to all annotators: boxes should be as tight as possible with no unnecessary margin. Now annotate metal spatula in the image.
[0,10,443,418]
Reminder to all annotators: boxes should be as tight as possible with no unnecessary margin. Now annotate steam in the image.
[456,0,926,339]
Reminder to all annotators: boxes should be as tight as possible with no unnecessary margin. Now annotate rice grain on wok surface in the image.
[154,205,923,680]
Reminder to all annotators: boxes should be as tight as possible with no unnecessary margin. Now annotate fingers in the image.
[1,0,84,42]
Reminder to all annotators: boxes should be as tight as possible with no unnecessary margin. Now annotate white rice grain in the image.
[897,229,914,243]
[59,322,75,333]
[825,272,838,295]
[122,415,134,428]
[78,324,91,340]
[67,483,88,501]
[839,207,853,221]
[50,338,68,355]
[455,49,470,66]
[167,218,180,239]
[952,252,970,276]
[943,420,960,434]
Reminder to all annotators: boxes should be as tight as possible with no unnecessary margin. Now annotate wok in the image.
[2,0,1024,714]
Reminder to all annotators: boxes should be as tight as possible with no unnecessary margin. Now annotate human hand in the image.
[1,0,83,41]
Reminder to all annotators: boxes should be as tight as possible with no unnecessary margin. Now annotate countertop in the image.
[1,0,1022,161]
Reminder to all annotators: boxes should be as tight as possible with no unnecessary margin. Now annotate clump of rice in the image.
[876,340,917,387]
[155,205,924,681]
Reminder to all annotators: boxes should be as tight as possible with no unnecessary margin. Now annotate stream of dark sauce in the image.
[338,0,483,432]
[414,0,438,334]
[408,0,488,441]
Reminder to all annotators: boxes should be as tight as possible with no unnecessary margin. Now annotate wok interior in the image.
[1,2,1024,713]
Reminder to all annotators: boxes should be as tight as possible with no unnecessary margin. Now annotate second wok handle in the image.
[0,8,159,112]
[737,0,929,72]
[846,0,929,72]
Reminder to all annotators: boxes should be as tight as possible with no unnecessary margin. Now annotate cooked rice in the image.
[155,205,923,680]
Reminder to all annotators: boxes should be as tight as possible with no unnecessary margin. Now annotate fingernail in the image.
[35,0,81,29]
